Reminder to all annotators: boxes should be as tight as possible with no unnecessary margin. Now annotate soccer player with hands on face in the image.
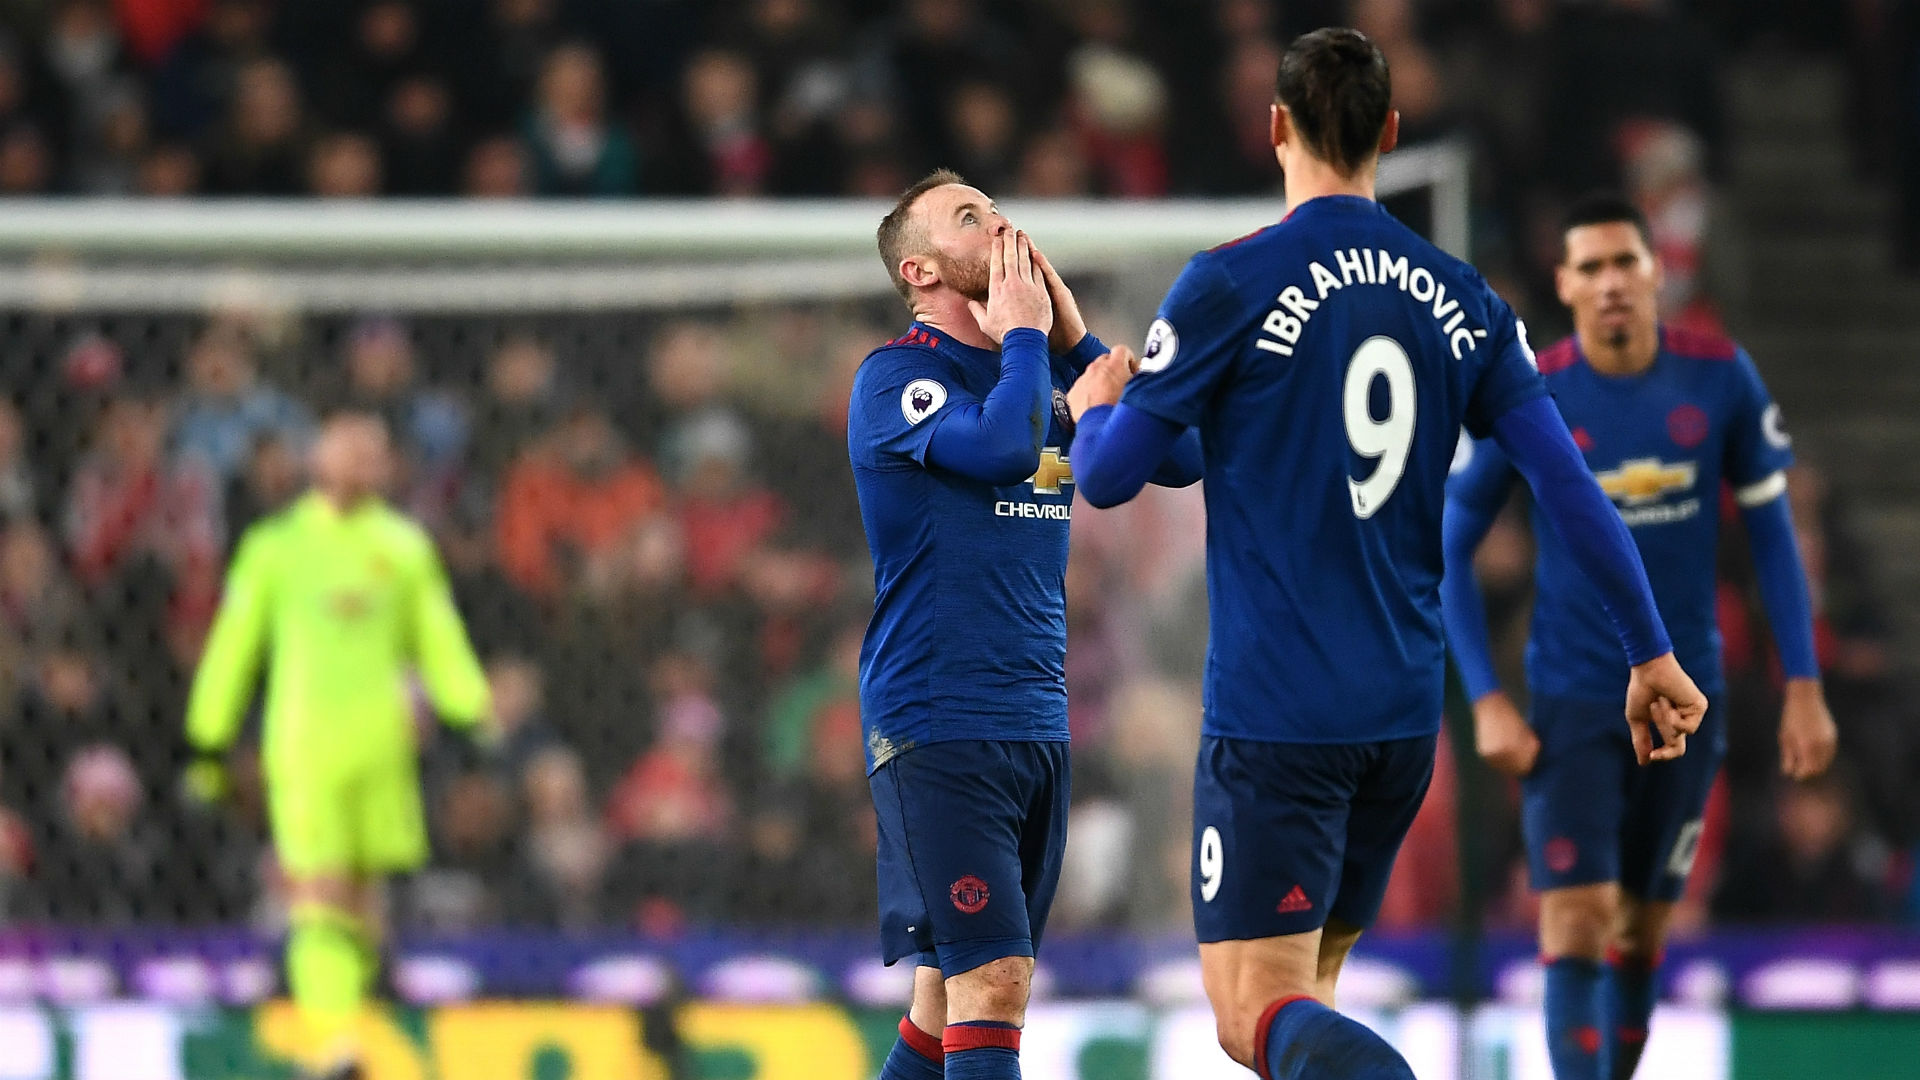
[1069,28,1709,1080]
[849,170,1200,1080]
[1441,193,1837,1080]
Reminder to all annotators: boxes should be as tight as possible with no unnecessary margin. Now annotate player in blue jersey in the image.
[852,170,1202,1080]
[1066,30,1711,1080]
[1440,194,1838,1080]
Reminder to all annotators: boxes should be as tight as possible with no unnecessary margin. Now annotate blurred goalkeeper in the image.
[185,413,490,1080]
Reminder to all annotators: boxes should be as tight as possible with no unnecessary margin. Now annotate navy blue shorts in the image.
[1521,696,1724,901]
[1191,733,1436,942]
[869,739,1070,979]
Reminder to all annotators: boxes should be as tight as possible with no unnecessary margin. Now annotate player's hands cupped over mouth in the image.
[1027,242,1087,355]
[1624,652,1708,765]
[1777,679,1838,780]
[969,230,1054,344]
[1471,691,1539,777]
[1066,345,1137,421]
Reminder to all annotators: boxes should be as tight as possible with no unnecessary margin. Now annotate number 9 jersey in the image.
[1122,195,1547,745]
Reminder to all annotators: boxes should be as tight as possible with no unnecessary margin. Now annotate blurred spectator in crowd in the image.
[0,526,83,702]
[305,130,382,196]
[605,651,737,928]
[69,87,148,193]
[381,73,460,195]
[462,133,529,196]
[2,640,151,824]
[64,394,222,654]
[311,0,430,132]
[1016,125,1094,197]
[410,768,515,931]
[0,121,54,193]
[483,652,559,776]
[0,400,41,525]
[333,316,468,516]
[1714,766,1896,923]
[669,412,783,598]
[1063,26,1168,196]
[671,49,772,196]
[1350,0,1450,145]
[148,0,272,139]
[470,332,560,480]
[222,430,303,538]
[135,140,201,194]
[455,0,566,132]
[523,43,636,196]
[1622,120,1721,332]
[171,322,314,482]
[495,407,664,596]
[505,746,608,928]
[945,81,1020,194]
[606,653,732,846]
[758,328,867,554]
[203,56,306,194]
[24,744,166,923]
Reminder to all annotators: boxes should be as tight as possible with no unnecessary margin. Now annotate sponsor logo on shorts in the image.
[1275,885,1313,915]
[1545,837,1579,874]
[950,874,990,914]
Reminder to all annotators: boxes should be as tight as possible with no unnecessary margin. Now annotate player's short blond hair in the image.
[876,168,968,306]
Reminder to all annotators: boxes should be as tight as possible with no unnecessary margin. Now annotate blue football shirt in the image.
[1448,326,1795,703]
[1121,195,1547,744]
[848,323,1082,772]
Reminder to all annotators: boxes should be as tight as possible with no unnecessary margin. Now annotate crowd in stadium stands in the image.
[0,0,1911,934]
[0,2,1908,273]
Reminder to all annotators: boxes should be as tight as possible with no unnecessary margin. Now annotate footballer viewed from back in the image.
[849,171,1200,1080]
[1067,28,1711,1080]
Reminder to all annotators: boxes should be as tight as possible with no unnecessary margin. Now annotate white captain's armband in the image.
[1735,471,1788,508]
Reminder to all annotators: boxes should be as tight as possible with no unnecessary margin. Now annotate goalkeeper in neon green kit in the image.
[186,413,489,1080]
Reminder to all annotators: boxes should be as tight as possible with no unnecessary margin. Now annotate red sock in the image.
[898,1016,944,1063]
[943,1021,1021,1054]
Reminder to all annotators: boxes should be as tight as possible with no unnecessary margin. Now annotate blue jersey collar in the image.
[1284,194,1384,219]
[909,320,1001,366]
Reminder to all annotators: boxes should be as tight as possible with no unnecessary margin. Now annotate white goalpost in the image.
[0,143,1468,313]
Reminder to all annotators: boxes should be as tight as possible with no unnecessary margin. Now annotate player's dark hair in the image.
[1274,28,1391,177]
[877,168,968,306]
[1559,192,1654,263]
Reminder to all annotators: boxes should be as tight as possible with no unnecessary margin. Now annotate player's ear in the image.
[898,255,940,290]
[1269,103,1288,152]
[1554,262,1575,308]
[1378,110,1400,155]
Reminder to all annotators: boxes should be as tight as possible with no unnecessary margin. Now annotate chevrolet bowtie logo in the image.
[1595,457,1697,506]
[1029,448,1074,494]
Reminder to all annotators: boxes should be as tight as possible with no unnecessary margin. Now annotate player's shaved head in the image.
[877,168,969,305]
[311,411,393,507]
[1275,28,1392,177]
